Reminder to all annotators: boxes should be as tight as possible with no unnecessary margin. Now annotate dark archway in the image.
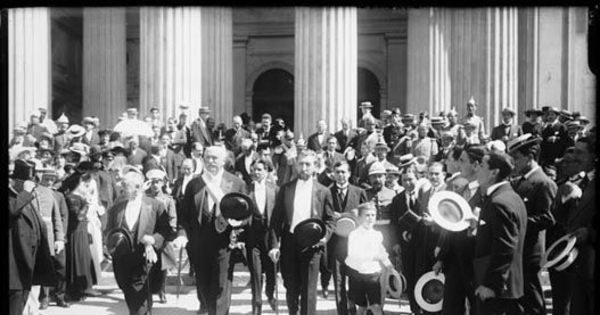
[252,69,294,130]
[357,67,381,122]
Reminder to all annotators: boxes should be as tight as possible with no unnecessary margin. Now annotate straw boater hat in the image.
[386,164,401,176]
[507,133,542,153]
[380,268,406,300]
[414,271,445,312]
[428,191,474,232]
[398,153,417,169]
[66,124,86,138]
[334,212,359,237]
[368,162,387,176]
[359,101,373,108]
[430,116,445,125]
[542,234,579,272]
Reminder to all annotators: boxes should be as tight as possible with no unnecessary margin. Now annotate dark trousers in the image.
[280,232,322,315]
[567,247,595,315]
[549,269,570,315]
[442,259,476,315]
[247,246,275,314]
[476,298,519,315]
[332,259,357,315]
[113,248,153,315]
[517,264,546,315]
[39,250,67,303]
[9,289,30,315]
[195,248,233,315]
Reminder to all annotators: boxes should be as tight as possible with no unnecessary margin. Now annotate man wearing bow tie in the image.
[268,150,335,315]
[307,120,331,153]
[180,146,246,315]
[491,108,522,144]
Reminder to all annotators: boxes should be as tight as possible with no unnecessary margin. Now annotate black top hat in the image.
[220,192,255,221]
[76,161,95,175]
[524,108,543,116]
[293,218,327,250]
[106,227,134,258]
[11,159,36,181]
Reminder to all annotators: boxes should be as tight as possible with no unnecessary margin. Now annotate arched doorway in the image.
[252,69,294,130]
[357,67,381,122]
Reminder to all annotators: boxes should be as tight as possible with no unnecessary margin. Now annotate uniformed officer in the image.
[459,97,486,142]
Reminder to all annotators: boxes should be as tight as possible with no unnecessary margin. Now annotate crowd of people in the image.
[8,98,596,315]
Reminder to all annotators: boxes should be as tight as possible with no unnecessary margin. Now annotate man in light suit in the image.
[507,134,556,315]
[307,120,331,153]
[106,171,175,315]
[246,159,279,314]
[268,150,335,315]
[472,152,527,315]
[180,146,247,315]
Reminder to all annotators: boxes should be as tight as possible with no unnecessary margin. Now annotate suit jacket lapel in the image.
[137,197,153,243]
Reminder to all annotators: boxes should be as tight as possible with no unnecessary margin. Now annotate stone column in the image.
[406,8,452,117]
[202,7,233,127]
[295,7,357,138]
[140,7,203,121]
[83,8,127,129]
[385,32,407,113]
[233,35,249,117]
[8,8,51,134]
[450,8,518,130]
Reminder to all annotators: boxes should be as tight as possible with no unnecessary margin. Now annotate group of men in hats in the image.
[8,97,596,315]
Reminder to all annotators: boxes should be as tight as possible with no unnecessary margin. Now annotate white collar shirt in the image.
[125,196,143,229]
[524,165,541,180]
[468,180,480,200]
[181,174,193,195]
[244,154,254,174]
[254,180,267,215]
[204,169,224,212]
[486,181,509,197]
[291,178,313,232]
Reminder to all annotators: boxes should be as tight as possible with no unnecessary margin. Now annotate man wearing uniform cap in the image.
[507,134,557,315]
[491,108,522,144]
[472,152,527,314]
[540,107,569,167]
[268,150,335,315]
[358,136,396,187]
[459,97,486,142]
[522,107,544,136]
[190,107,213,147]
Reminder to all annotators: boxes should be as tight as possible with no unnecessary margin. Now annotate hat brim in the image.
[542,234,577,270]
[508,137,542,153]
[293,218,327,249]
[428,191,473,232]
[414,271,445,312]
[220,192,255,221]
[383,268,406,299]
[106,228,134,257]
[334,213,358,237]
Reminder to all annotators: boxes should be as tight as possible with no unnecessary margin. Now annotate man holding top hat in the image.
[180,145,247,315]
[507,134,557,315]
[471,152,527,314]
[9,159,58,315]
[105,170,175,315]
[268,149,335,315]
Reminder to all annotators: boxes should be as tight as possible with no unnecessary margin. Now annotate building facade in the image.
[7,7,596,138]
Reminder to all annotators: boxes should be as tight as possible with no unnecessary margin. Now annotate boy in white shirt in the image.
[345,202,394,315]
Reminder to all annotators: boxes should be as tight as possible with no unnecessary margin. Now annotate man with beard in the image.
[507,134,556,315]
[180,146,247,315]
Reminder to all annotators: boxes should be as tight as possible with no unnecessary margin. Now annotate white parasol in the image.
[113,119,154,138]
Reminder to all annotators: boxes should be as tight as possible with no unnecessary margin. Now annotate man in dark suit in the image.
[334,118,359,153]
[540,107,569,167]
[566,136,596,315]
[255,113,279,148]
[225,115,251,156]
[246,159,279,314]
[472,152,527,315]
[522,108,544,137]
[81,117,101,146]
[326,161,367,315]
[322,136,346,168]
[180,146,247,315]
[106,171,175,315]
[127,137,148,167]
[491,108,522,144]
[190,107,214,148]
[507,134,557,315]
[165,135,187,183]
[235,139,259,186]
[268,150,335,315]
[307,120,331,153]
[9,160,57,315]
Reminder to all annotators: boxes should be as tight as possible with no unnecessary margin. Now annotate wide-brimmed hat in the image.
[368,162,387,176]
[386,164,401,176]
[293,218,327,250]
[334,212,359,237]
[11,159,36,181]
[11,146,37,161]
[398,153,416,169]
[381,268,406,299]
[430,116,445,125]
[428,191,474,232]
[414,271,445,312]
[106,227,134,258]
[359,101,373,108]
[559,109,573,120]
[542,234,579,272]
[565,120,583,130]
[67,124,86,138]
[398,209,421,231]
[524,107,543,116]
[69,142,90,156]
[507,133,542,153]
[220,192,255,221]
[501,107,516,116]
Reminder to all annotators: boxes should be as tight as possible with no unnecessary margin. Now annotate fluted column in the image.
[83,8,127,129]
[406,8,452,117]
[8,8,51,134]
[202,7,233,127]
[450,8,518,130]
[295,7,357,138]
[140,7,202,121]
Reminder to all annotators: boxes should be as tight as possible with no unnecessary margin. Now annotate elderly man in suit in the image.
[307,120,331,153]
[566,136,596,315]
[127,137,148,167]
[334,118,359,153]
[9,160,57,315]
[245,158,279,314]
[507,134,556,315]
[326,161,368,315]
[472,152,527,315]
[268,150,335,315]
[180,146,247,315]
[491,108,523,144]
[225,115,251,156]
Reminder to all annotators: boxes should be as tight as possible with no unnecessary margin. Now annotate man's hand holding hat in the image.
[172,236,188,249]
[144,244,158,264]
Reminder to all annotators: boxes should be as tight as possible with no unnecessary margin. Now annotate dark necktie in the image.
[409,193,416,210]
[580,175,590,191]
